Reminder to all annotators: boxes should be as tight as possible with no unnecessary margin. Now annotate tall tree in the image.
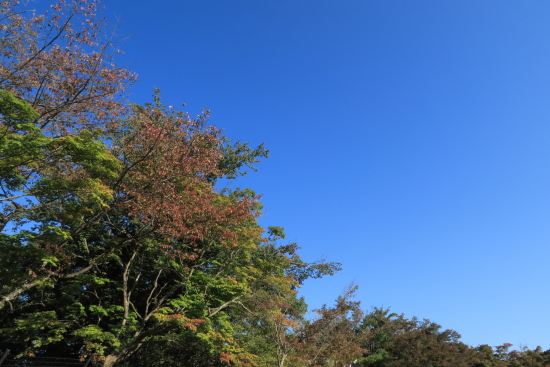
[387,319,474,367]
[0,0,135,313]
[229,228,343,367]
[297,285,365,367]
[0,1,270,364]
[0,93,269,366]
[0,0,135,136]
[358,308,476,367]
[0,3,348,366]
[0,89,121,312]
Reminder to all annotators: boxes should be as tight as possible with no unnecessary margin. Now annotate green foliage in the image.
[2,2,548,366]
[0,90,39,130]
[356,309,550,367]
[116,332,229,367]
[0,89,337,367]
[0,4,344,366]
[216,138,269,181]
[0,311,68,357]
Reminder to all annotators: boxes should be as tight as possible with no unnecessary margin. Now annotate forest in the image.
[0,1,548,366]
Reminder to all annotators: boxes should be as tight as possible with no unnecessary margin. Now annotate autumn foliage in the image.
[0,0,135,135]
[0,1,548,367]
[0,1,266,364]
[118,101,256,246]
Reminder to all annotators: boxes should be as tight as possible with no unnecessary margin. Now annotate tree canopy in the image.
[0,1,548,367]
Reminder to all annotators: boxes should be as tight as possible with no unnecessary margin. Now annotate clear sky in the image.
[102,0,550,350]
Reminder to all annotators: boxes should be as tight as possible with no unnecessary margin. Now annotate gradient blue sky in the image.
[103,0,550,350]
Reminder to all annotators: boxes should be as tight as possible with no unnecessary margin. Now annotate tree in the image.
[0,88,122,313]
[358,308,476,367]
[510,346,550,367]
[297,285,366,367]
[0,3,349,366]
[0,2,271,363]
[236,278,363,367]
[357,307,403,367]
[0,0,135,136]
[114,331,231,367]
[470,344,550,367]
[0,93,269,366]
[0,0,135,313]
[228,228,344,367]
[387,319,473,367]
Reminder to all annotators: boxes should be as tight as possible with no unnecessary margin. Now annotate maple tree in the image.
[0,0,135,136]
[0,1,273,364]
[234,264,363,367]
[222,227,344,367]
[235,256,307,367]
[0,89,121,312]
[7,2,548,366]
[0,87,270,365]
[0,0,135,313]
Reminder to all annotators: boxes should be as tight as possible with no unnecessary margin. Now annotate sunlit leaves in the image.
[0,0,136,136]
[115,95,258,248]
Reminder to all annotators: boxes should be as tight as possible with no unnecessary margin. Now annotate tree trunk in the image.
[277,354,287,367]
[103,355,118,367]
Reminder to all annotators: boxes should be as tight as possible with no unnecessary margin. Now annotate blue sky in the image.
[104,0,550,350]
